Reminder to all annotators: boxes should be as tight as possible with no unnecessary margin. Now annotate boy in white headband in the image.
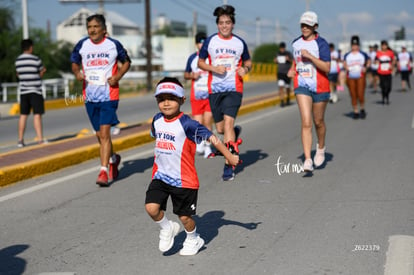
[145,77,239,256]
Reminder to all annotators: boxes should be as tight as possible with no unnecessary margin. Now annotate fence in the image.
[1,78,70,103]
[1,63,277,103]
[246,63,277,82]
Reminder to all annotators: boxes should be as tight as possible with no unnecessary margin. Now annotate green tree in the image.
[0,6,15,32]
[0,6,21,83]
[29,29,74,79]
[252,43,279,64]
[0,5,74,83]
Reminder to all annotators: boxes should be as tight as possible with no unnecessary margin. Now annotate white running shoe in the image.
[179,234,205,256]
[303,159,314,172]
[313,145,326,167]
[111,126,121,135]
[203,142,212,158]
[330,92,338,103]
[159,221,180,252]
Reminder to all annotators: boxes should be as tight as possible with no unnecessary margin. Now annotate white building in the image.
[56,8,141,53]
[56,9,201,74]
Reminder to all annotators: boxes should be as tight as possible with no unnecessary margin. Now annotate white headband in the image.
[154,82,185,98]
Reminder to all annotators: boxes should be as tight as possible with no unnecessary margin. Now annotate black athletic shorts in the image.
[20,93,45,115]
[401,71,410,81]
[145,179,198,216]
[209,92,242,123]
[328,73,338,83]
[277,72,291,87]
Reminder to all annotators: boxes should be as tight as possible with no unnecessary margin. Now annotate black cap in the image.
[195,32,207,44]
[279,42,286,48]
[351,35,360,46]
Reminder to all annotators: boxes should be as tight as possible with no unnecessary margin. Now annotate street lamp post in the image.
[145,0,152,91]
[22,0,29,39]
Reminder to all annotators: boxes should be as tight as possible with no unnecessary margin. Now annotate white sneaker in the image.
[313,144,326,167]
[179,234,205,256]
[203,142,212,158]
[196,142,205,155]
[331,92,338,103]
[159,221,180,252]
[303,159,314,172]
[111,126,121,135]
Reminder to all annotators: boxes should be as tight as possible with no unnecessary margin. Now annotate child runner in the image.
[184,32,214,158]
[145,77,239,256]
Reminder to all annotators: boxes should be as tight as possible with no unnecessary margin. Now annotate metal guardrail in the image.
[0,64,277,103]
[1,78,70,103]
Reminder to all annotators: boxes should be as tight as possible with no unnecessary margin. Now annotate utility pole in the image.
[304,0,313,11]
[145,0,152,92]
[256,17,261,47]
[22,0,29,39]
[192,11,198,37]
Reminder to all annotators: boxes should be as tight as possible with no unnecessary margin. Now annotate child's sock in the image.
[100,166,108,172]
[185,227,197,240]
[156,215,171,231]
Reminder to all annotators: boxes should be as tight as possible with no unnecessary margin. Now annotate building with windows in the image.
[57,8,207,76]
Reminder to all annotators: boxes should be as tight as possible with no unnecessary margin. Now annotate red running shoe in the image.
[96,170,109,186]
[109,154,121,181]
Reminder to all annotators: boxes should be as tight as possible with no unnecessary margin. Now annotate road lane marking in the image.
[411,113,414,128]
[0,149,154,203]
[384,235,414,275]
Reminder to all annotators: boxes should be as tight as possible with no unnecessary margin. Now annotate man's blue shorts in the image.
[294,87,330,103]
[85,100,119,131]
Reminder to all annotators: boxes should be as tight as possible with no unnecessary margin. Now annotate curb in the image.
[0,93,294,187]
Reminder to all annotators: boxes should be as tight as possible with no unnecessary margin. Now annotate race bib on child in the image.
[86,70,107,86]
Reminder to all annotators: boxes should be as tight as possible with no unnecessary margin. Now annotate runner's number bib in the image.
[297,63,313,78]
[86,70,107,86]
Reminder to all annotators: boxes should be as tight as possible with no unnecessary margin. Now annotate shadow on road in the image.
[0,244,29,275]
[235,149,269,175]
[163,210,261,256]
[117,156,154,180]
[297,150,334,177]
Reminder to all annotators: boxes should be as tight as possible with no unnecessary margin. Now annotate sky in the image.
[6,0,414,47]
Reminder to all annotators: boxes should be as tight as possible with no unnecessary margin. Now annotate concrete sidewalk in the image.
[0,92,289,187]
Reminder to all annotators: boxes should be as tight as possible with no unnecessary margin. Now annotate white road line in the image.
[411,113,414,128]
[384,235,414,275]
[0,149,154,203]
[0,107,283,203]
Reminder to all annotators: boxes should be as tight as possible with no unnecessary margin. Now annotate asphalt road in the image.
[0,82,278,152]
[0,79,413,274]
